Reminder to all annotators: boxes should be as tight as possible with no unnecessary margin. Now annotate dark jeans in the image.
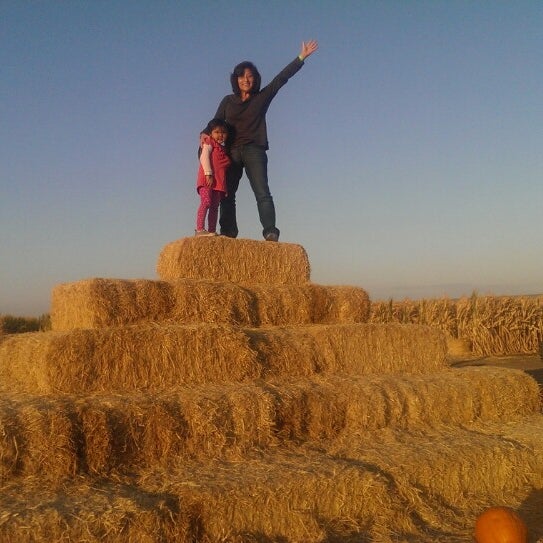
[219,144,280,239]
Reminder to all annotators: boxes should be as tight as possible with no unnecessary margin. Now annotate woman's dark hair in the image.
[204,118,229,134]
[230,61,261,95]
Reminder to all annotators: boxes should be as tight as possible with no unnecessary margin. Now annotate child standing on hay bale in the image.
[195,118,231,237]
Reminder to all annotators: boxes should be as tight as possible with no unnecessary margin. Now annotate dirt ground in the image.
[451,353,543,385]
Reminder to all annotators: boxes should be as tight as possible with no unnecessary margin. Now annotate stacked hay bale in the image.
[0,236,542,542]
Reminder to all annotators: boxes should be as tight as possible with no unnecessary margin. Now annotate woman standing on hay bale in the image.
[195,118,231,237]
[207,40,318,242]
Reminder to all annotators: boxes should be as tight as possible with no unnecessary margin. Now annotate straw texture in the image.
[51,278,370,330]
[0,368,539,482]
[3,418,543,542]
[0,323,447,394]
[157,236,311,284]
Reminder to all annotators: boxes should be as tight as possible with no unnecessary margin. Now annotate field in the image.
[0,236,542,542]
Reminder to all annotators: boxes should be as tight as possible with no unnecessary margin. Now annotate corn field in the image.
[370,293,543,356]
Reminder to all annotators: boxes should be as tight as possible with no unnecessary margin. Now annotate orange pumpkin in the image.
[474,506,528,543]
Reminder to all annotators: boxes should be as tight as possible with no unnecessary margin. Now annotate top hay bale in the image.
[157,237,310,285]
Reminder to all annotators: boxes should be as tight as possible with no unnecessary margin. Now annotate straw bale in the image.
[0,324,259,393]
[51,277,256,330]
[446,335,472,358]
[174,282,370,327]
[0,476,191,542]
[325,417,543,538]
[78,385,276,474]
[51,278,174,330]
[51,278,370,331]
[0,452,399,542]
[248,323,448,377]
[268,367,541,441]
[137,449,399,542]
[247,283,370,326]
[0,387,276,480]
[0,395,77,482]
[157,236,311,284]
[0,387,267,479]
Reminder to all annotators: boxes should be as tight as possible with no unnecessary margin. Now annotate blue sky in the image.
[1,1,542,315]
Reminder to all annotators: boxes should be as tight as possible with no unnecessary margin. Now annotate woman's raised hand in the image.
[299,40,318,61]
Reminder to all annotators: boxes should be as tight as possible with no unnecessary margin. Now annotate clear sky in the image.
[1,1,542,316]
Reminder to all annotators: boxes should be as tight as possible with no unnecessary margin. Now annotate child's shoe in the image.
[195,229,215,237]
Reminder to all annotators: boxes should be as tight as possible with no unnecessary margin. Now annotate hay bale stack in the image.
[0,368,538,482]
[155,420,543,541]
[0,324,446,394]
[0,452,395,542]
[156,236,311,284]
[5,233,543,541]
[51,278,370,331]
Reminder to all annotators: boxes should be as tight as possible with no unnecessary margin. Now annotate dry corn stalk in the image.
[371,294,543,356]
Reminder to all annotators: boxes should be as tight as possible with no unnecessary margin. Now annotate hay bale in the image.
[51,278,176,330]
[248,323,448,378]
[0,477,191,542]
[0,395,77,482]
[446,336,473,359]
[128,420,543,542]
[269,368,541,441]
[0,386,277,480]
[51,278,370,331]
[0,324,446,394]
[0,324,260,393]
[326,418,543,538]
[156,236,311,284]
[248,283,371,326]
[0,453,395,542]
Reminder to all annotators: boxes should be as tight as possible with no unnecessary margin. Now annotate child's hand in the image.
[299,40,318,61]
[200,133,210,148]
[205,174,214,187]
